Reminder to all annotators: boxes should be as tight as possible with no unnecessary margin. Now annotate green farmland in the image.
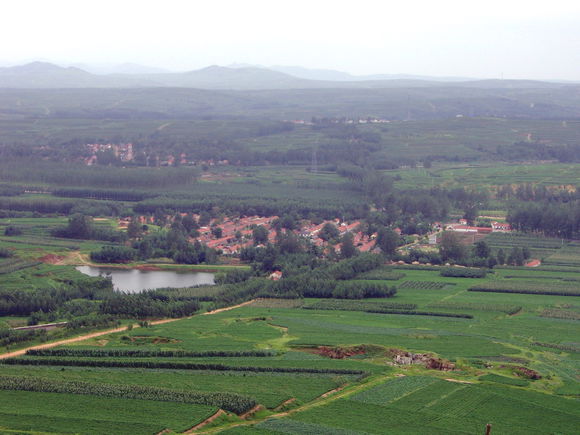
[1,266,578,434]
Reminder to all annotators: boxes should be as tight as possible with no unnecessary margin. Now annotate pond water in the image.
[76,266,215,293]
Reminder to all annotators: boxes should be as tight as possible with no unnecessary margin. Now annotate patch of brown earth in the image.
[239,405,264,420]
[390,348,455,371]
[513,366,541,380]
[274,398,297,411]
[310,345,368,359]
[184,409,227,433]
[319,386,345,398]
[445,378,474,384]
[122,335,180,345]
[39,254,65,264]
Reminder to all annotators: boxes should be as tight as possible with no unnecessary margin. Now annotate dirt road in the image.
[0,301,246,360]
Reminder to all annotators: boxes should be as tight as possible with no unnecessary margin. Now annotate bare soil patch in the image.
[184,409,227,433]
[39,254,65,264]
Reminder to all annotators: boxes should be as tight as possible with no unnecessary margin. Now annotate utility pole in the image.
[311,144,318,174]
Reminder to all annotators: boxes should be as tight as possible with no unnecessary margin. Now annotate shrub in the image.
[440,267,486,278]
[3,226,22,236]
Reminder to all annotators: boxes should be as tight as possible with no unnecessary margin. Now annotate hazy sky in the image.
[2,0,580,80]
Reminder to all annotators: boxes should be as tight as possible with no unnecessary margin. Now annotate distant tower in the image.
[311,146,318,174]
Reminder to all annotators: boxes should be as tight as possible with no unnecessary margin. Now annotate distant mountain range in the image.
[0,61,575,90]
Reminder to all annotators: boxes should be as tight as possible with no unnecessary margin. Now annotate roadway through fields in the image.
[0,300,259,360]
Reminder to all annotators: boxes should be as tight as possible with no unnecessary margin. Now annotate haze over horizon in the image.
[2,0,580,81]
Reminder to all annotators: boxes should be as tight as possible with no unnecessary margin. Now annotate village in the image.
[119,212,513,267]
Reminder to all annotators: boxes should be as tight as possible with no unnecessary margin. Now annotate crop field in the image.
[398,280,452,289]
[0,216,115,262]
[543,244,580,267]
[484,232,568,260]
[469,279,580,296]
[259,378,580,435]
[0,261,87,292]
[0,266,579,433]
[0,389,216,434]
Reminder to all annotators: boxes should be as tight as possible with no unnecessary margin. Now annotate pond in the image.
[76,266,215,293]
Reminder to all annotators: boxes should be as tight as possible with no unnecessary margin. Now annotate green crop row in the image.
[538,309,580,321]
[479,374,529,387]
[26,349,276,358]
[440,267,486,278]
[428,302,521,315]
[0,259,42,275]
[532,342,580,353]
[0,375,255,414]
[398,281,449,290]
[469,287,580,297]
[304,300,417,311]
[302,300,472,318]
[469,279,580,297]
[356,269,406,281]
[1,358,367,376]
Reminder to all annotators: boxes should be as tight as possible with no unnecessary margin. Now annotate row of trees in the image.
[52,214,124,241]
[507,201,580,238]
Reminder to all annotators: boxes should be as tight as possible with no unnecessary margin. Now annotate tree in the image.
[182,214,198,232]
[497,248,506,265]
[4,226,22,236]
[319,223,340,242]
[61,214,93,239]
[340,232,357,259]
[439,231,467,262]
[252,226,269,245]
[211,227,223,238]
[127,219,142,239]
[138,240,154,259]
[276,230,303,254]
[474,241,490,258]
[522,246,531,260]
[198,211,211,226]
[463,205,478,224]
[362,171,393,210]
[375,228,400,257]
[508,247,524,266]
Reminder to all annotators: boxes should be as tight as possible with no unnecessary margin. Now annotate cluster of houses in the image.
[121,213,514,259]
[84,143,134,165]
[121,214,378,257]
[428,219,512,245]
[197,215,278,255]
[83,142,233,168]
[299,220,377,253]
[197,216,378,256]
[289,117,391,126]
